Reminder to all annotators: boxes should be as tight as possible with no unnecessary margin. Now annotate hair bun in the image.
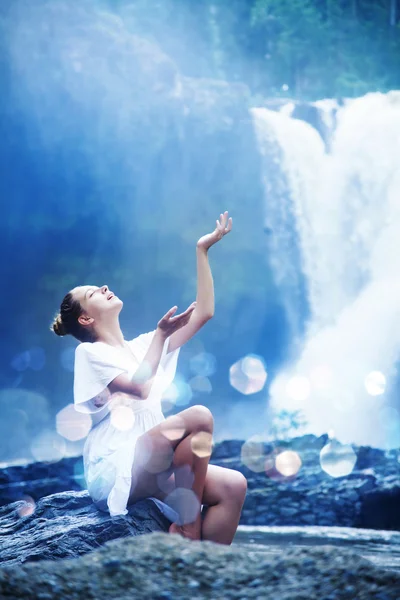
[52,314,67,337]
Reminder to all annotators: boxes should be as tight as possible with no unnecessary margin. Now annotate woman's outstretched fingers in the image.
[169,303,196,324]
[160,306,178,322]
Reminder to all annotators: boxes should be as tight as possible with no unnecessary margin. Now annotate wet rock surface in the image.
[235,525,400,574]
[213,435,400,530]
[258,97,342,146]
[1,436,400,598]
[1,434,400,531]
[0,530,399,600]
[0,490,170,567]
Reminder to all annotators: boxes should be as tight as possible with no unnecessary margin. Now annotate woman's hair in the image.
[51,291,95,343]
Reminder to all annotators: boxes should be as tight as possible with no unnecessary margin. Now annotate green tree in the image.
[251,0,328,97]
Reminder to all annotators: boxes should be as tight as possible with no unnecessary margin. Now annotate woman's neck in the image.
[95,325,125,348]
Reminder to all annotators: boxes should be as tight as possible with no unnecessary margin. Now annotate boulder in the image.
[358,483,400,530]
[0,530,399,600]
[0,490,170,567]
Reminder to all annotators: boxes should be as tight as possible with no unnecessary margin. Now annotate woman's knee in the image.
[222,470,248,503]
[184,404,214,433]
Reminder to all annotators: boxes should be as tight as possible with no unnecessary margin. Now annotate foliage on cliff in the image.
[107,0,400,99]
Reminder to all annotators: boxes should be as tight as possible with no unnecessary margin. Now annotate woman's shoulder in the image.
[76,341,95,353]
[127,330,156,346]
[75,341,109,358]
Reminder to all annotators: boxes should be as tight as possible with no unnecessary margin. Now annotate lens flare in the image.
[30,430,66,463]
[240,435,267,473]
[131,360,152,384]
[156,470,175,494]
[160,416,186,441]
[263,447,300,482]
[163,487,201,526]
[11,348,46,371]
[229,355,267,395]
[364,371,386,396]
[28,347,46,371]
[191,431,213,458]
[161,382,180,412]
[63,438,86,457]
[286,376,311,402]
[56,404,92,441]
[144,442,174,474]
[60,347,75,372]
[190,352,217,377]
[110,405,135,431]
[189,376,212,393]
[320,439,357,477]
[174,378,193,407]
[11,351,30,372]
[157,464,194,493]
[16,495,36,518]
[275,450,302,477]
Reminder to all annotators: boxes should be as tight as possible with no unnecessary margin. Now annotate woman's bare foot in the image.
[168,519,201,541]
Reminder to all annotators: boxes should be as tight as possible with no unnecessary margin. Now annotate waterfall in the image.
[252,92,400,449]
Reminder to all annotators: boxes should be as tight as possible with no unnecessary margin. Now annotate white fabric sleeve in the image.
[73,343,128,414]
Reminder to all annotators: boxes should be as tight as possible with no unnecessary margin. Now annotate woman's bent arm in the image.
[107,303,195,399]
[108,329,166,399]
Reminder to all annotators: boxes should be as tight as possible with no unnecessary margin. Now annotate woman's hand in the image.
[196,211,232,251]
[156,302,197,339]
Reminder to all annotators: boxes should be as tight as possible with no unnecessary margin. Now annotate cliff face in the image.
[1,0,267,298]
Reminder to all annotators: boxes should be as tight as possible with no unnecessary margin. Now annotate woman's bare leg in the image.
[200,464,248,545]
[128,405,214,540]
[165,428,213,539]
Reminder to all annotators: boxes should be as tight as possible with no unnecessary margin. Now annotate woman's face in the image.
[73,284,123,323]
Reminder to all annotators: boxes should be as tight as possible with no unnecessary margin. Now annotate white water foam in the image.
[252,92,400,448]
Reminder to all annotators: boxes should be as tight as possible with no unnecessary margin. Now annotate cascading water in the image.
[252,92,400,449]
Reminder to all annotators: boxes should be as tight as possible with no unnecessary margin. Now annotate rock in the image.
[235,524,400,574]
[0,531,399,600]
[211,435,400,531]
[292,102,332,143]
[257,98,343,147]
[0,490,171,567]
[0,456,86,506]
[358,485,400,530]
[1,432,399,572]
[356,446,389,469]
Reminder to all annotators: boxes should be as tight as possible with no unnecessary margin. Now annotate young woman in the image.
[51,211,247,544]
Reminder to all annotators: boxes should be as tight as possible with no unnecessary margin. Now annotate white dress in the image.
[73,330,180,522]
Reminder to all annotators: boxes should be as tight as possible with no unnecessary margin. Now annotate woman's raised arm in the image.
[167,211,232,353]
